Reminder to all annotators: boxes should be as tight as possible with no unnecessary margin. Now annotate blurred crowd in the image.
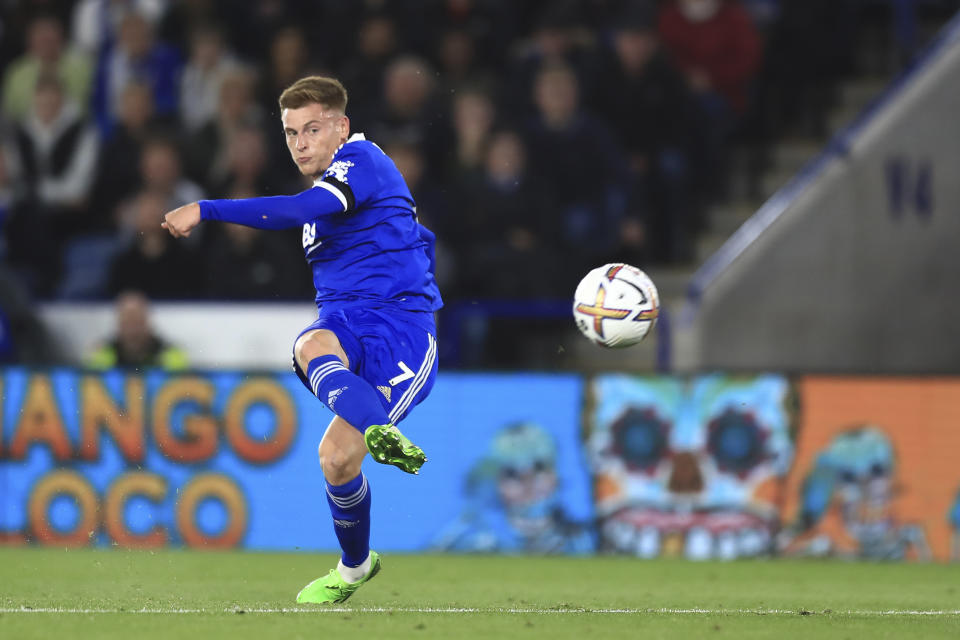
[0,0,882,310]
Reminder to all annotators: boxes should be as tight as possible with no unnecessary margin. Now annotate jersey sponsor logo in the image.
[325,160,355,184]
[302,222,317,249]
[377,385,392,402]
[333,519,357,528]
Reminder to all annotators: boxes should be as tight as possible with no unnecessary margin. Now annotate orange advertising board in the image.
[781,377,960,561]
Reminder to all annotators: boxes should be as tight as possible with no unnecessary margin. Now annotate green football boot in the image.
[295,551,382,604]
[364,423,427,474]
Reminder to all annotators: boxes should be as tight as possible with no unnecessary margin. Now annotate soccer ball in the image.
[572,263,659,348]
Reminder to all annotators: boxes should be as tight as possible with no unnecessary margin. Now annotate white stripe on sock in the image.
[310,362,347,396]
[326,475,368,509]
[330,483,368,509]
[309,362,341,392]
[309,362,343,387]
[314,365,347,392]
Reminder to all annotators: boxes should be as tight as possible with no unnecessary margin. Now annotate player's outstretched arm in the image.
[162,186,348,238]
[191,187,348,231]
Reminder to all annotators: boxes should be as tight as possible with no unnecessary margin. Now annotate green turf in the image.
[1,548,958,639]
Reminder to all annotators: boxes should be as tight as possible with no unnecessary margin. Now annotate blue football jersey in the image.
[302,134,442,312]
[198,133,442,312]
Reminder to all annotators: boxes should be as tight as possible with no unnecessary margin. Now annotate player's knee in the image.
[294,330,348,370]
[318,442,363,484]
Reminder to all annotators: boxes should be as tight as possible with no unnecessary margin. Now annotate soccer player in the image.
[161,76,442,604]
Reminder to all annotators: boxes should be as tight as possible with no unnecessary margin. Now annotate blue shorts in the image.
[293,306,438,425]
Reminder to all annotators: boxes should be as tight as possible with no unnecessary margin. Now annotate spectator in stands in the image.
[91,80,158,227]
[0,266,59,364]
[2,13,93,121]
[434,28,485,94]
[598,8,701,263]
[658,0,761,200]
[381,139,455,293]
[256,25,312,117]
[137,136,204,211]
[523,62,627,281]
[152,0,223,54]
[106,190,199,298]
[209,124,267,198]
[384,140,429,214]
[0,3,74,71]
[217,0,322,63]
[368,56,445,159]
[658,0,762,116]
[92,10,182,135]
[338,14,399,119]
[184,67,269,192]
[203,219,310,300]
[87,289,188,370]
[454,129,559,299]
[208,123,299,199]
[4,74,100,295]
[443,86,497,184]
[506,3,602,117]
[71,0,168,55]
[7,75,99,212]
[420,0,517,60]
[178,22,240,132]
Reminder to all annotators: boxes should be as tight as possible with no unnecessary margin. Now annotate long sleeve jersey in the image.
[199,133,443,313]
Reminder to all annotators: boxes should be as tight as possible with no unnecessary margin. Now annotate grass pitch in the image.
[1,548,958,639]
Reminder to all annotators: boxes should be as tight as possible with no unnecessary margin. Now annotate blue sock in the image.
[325,473,371,567]
[306,355,390,433]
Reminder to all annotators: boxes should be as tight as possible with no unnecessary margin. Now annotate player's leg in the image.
[294,328,425,473]
[318,415,370,571]
[292,324,424,604]
[297,415,381,604]
[295,329,389,438]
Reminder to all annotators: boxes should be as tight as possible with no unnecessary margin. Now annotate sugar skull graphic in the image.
[780,426,930,560]
[431,422,594,553]
[587,375,794,559]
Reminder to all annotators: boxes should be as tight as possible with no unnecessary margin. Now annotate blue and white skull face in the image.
[821,428,894,502]
[588,375,794,559]
[488,423,559,518]
[790,427,932,560]
[805,427,896,529]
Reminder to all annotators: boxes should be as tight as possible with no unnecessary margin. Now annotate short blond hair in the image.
[278,76,348,112]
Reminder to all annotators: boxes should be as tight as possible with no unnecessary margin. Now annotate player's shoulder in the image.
[327,133,401,189]
[326,134,392,181]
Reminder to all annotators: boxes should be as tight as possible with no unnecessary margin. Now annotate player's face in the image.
[281,103,349,178]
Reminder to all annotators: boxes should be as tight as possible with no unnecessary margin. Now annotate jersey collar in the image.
[336,133,365,154]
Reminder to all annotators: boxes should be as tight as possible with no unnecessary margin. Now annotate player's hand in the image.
[161,202,202,238]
